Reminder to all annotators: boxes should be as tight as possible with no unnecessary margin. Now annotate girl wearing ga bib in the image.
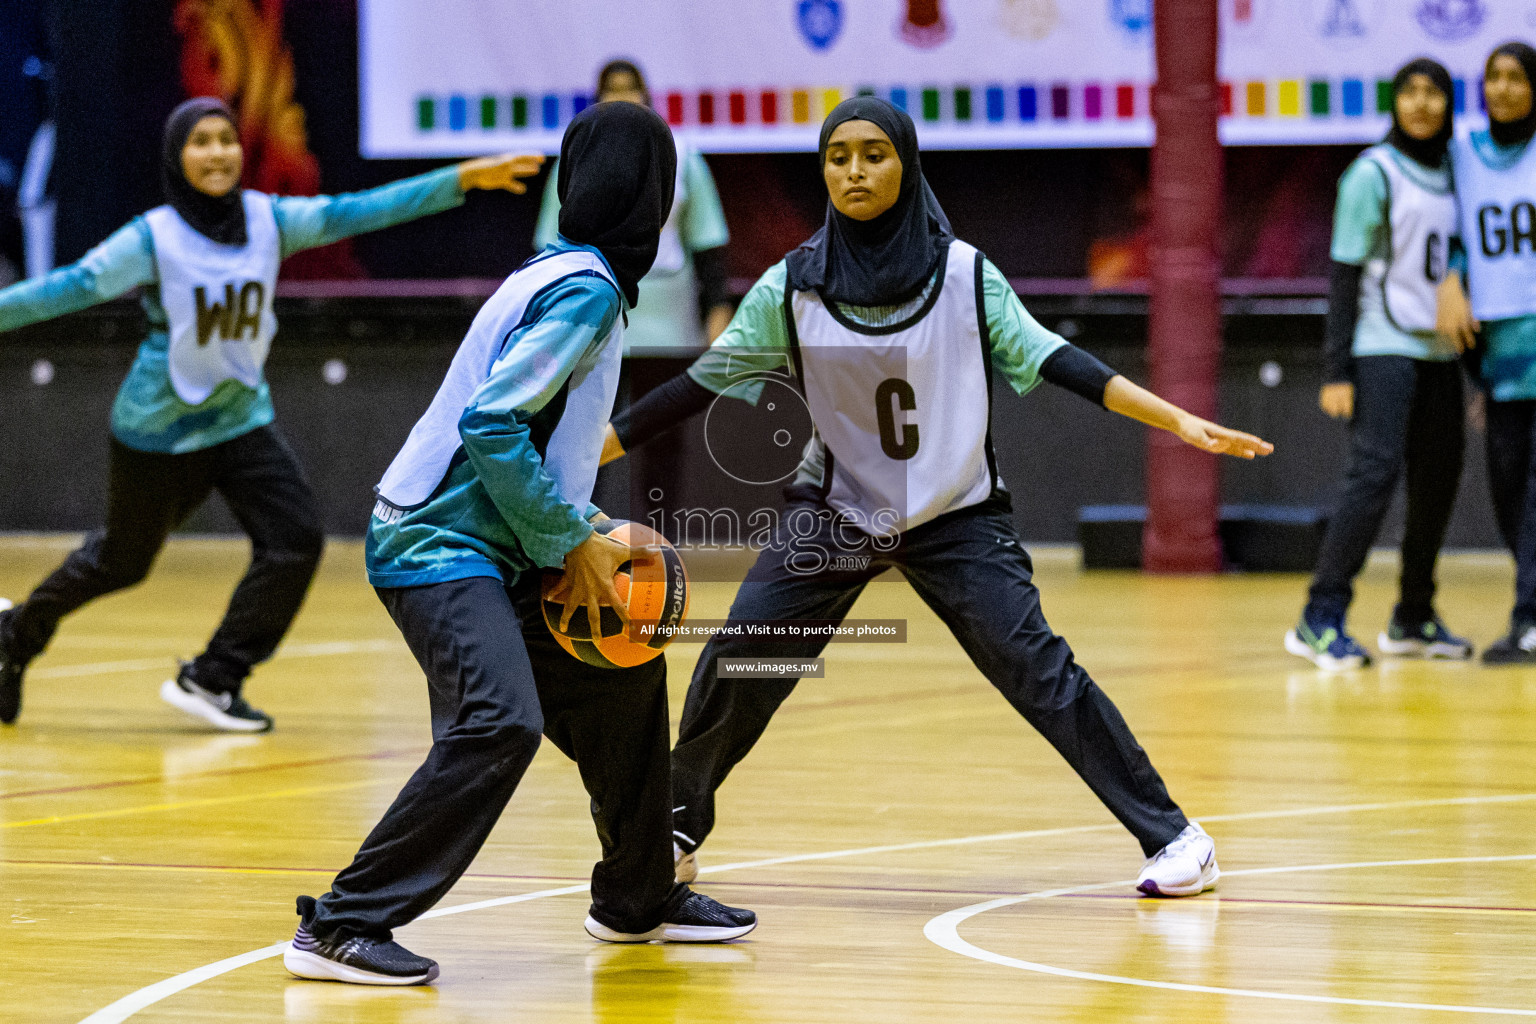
[0,97,542,731]
[605,98,1272,899]
[1441,43,1536,663]
[1287,59,1473,671]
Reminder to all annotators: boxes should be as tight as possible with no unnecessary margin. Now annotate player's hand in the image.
[600,424,626,466]
[1319,382,1354,420]
[1173,413,1274,460]
[552,530,632,637]
[1436,274,1479,354]
[457,154,545,195]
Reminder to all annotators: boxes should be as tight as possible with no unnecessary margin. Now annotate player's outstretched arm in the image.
[0,222,155,335]
[275,155,545,259]
[456,154,546,196]
[1104,376,1274,460]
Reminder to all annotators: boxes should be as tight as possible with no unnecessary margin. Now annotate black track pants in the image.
[0,426,323,691]
[1305,356,1464,623]
[670,498,1190,859]
[310,575,679,941]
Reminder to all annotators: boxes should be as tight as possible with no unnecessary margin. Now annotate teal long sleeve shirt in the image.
[365,239,620,589]
[685,257,1064,399]
[0,166,466,452]
[681,256,1064,491]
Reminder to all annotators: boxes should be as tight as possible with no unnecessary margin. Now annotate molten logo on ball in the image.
[542,520,690,669]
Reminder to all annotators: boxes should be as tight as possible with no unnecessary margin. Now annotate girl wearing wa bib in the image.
[0,98,543,730]
[1286,59,1473,671]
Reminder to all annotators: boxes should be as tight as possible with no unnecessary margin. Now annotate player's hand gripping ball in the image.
[541,519,689,668]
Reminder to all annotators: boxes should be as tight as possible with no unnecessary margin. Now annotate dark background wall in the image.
[0,297,1500,551]
[27,0,1354,282]
[0,0,1497,554]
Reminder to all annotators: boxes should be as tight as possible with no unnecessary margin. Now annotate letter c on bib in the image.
[875,377,919,461]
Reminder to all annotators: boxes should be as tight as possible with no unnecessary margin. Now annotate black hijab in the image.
[162,97,246,246]
[1488,42,1536,148]
[557,101,676,308]
[786,96,953,306]
[1386,58,1453,168]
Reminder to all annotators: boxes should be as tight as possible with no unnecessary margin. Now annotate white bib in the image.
[1361,146,1456,333]
[1452,135,1536,321]
[789,239,996,535]
[144,192,280,405]
[648,144,691,277]
[376,249,623,511]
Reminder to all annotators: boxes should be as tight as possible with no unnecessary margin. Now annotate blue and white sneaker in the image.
[1285,612,1371,670]
[1378,615,1474,660]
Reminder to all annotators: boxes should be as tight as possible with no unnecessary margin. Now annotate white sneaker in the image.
[160,670,273,733]
[674,841,698,884]
[1136,823,1219,897]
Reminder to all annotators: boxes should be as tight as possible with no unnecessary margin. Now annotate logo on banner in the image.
[1415,0,1487,41]
[1309,0,1382,47]
[1109,0,1152,36]
[797,0,843,51]
[899,0,951,48]
[998,0,1059,41]
[1224,0,1271,40]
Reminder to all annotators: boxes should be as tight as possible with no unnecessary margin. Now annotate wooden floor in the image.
[2,535,1534,1023]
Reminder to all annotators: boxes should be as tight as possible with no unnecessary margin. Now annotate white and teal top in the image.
[683,242,1066,533]
[0,167,467,453]
[1450,130,1536,400]
[365,238,625,588]
[1330,144,1459,364]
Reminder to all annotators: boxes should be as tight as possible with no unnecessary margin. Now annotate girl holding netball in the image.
[603,97,1271,898]
[1285,58,1473,671]
[0,98,541,731]
[1439,43,1536,664]
[285,102,754,987]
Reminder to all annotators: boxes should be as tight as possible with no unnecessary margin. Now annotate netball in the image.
[540,518,690,668]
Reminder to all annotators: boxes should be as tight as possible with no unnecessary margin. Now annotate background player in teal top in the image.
[1439,43,1536,662]
[0,97,543,732]
[605,98,1271,900]
[535,59,733,353]
[1286,59,1473,672]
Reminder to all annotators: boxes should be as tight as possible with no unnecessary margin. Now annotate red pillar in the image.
[1143,0,1224,573]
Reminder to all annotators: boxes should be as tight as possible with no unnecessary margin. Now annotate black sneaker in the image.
[1378,615,1474,660]
[584,888,757,943]
[159,662,273,732]
[1482,624,1536,665]
[283,895,439,985]
[0,599,24,726]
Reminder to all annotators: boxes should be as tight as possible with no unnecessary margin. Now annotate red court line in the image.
[0,747,426,802]
[0,857,588,884]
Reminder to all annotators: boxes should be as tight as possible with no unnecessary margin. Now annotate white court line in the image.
[74,791,1536,1024]
[924,853,1536,1017]
[30,640,401,680]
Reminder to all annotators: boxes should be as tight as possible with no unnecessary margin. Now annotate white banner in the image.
[359,0,1536,157]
